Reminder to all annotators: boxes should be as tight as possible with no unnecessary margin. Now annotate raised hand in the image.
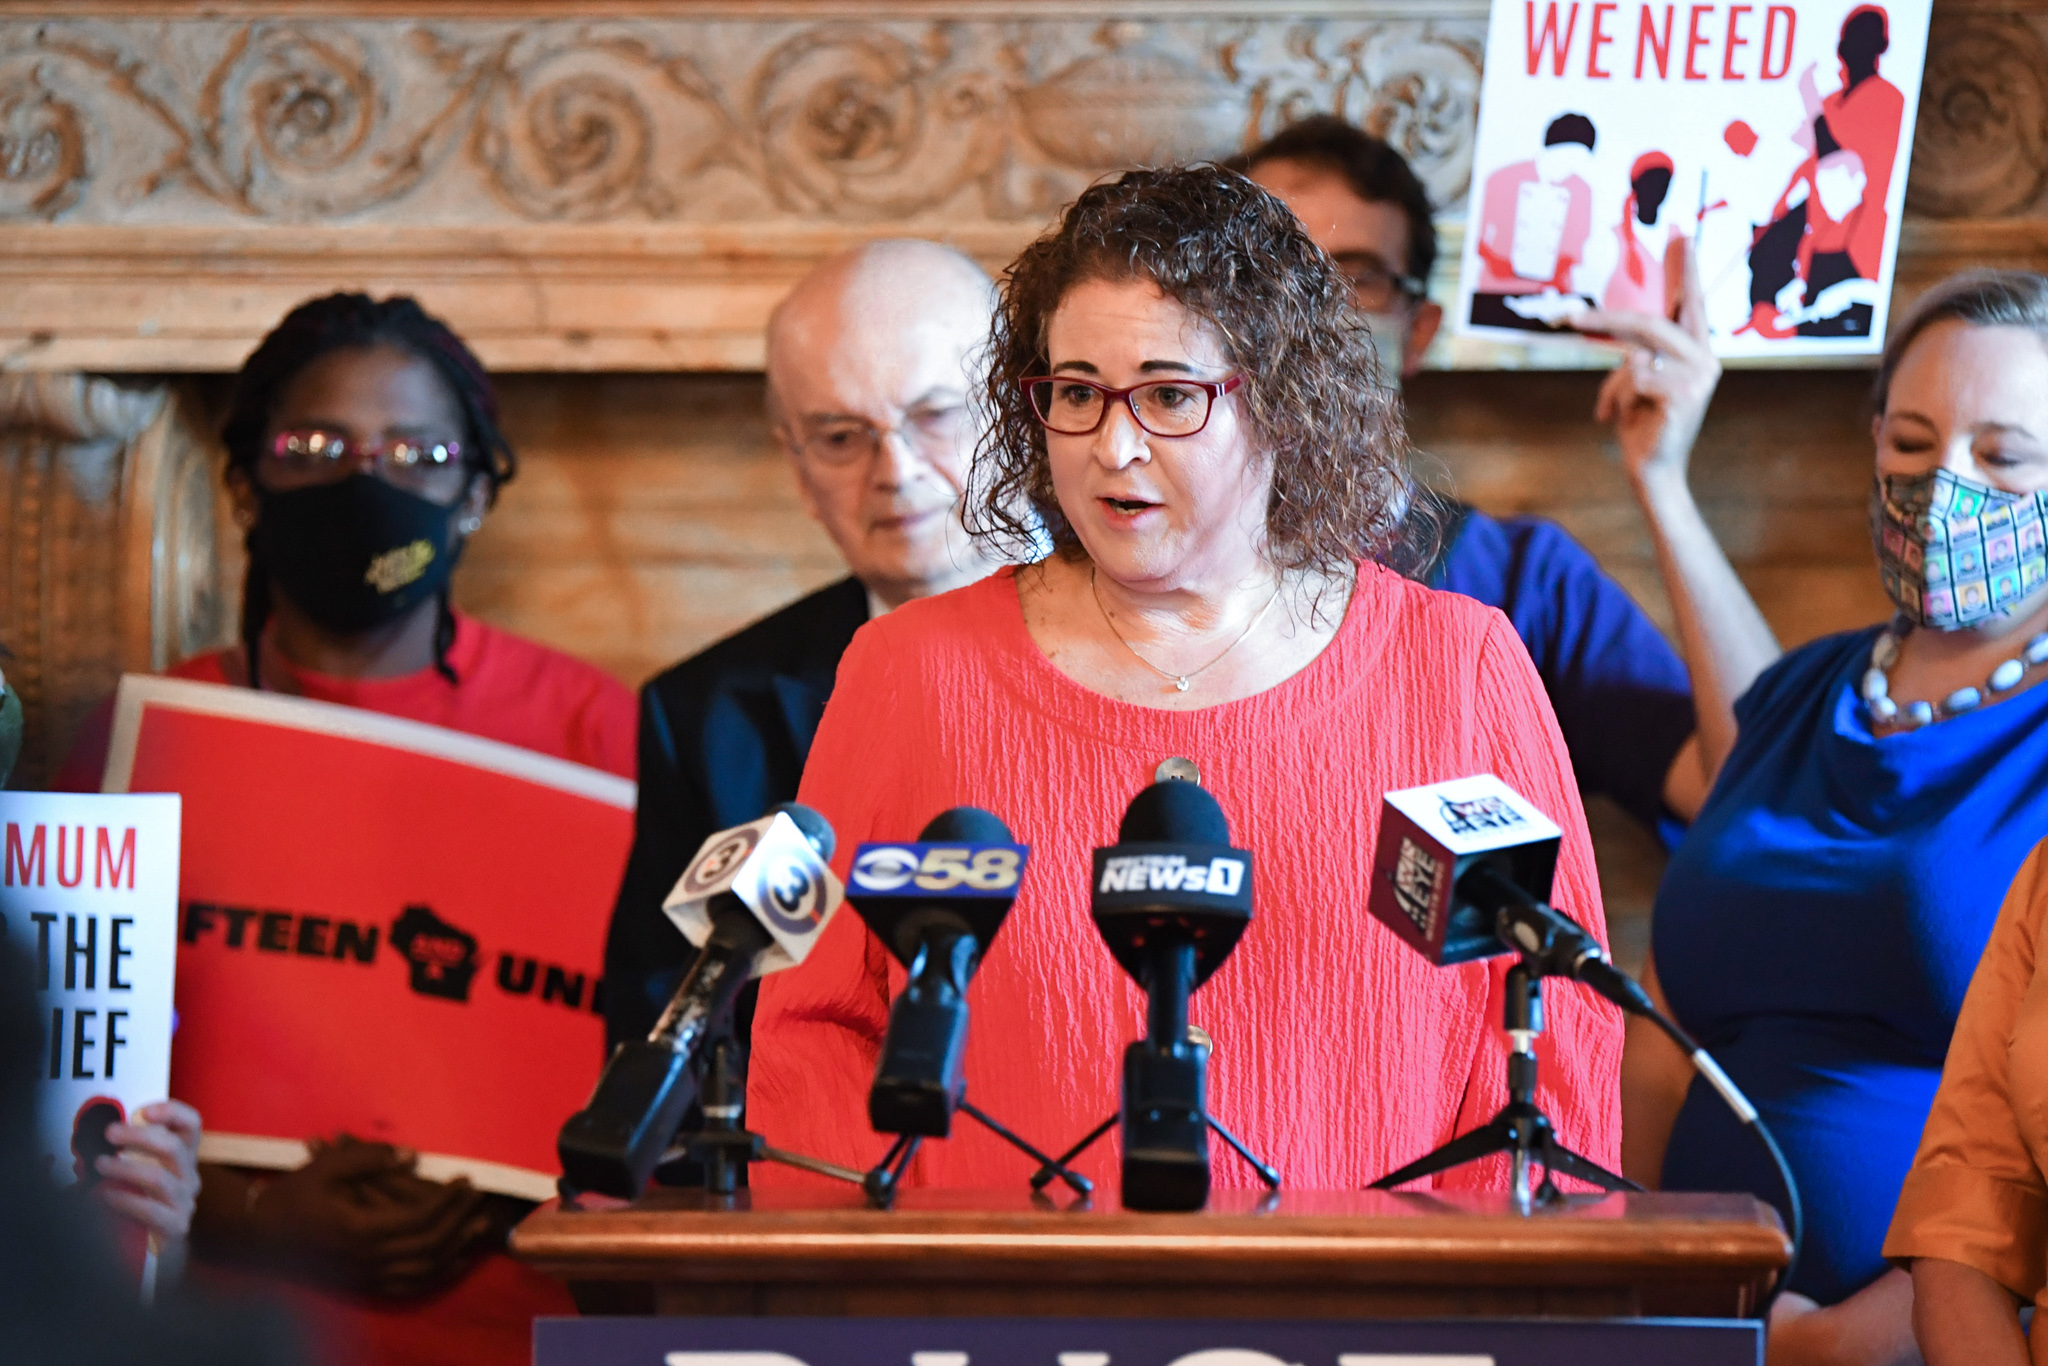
[1571,237,1722,491]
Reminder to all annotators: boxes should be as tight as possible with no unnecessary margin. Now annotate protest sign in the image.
[1,789,182,1294]
[103,675,634,1200]
[1457,0,1929,355]
[1,792,182,1189]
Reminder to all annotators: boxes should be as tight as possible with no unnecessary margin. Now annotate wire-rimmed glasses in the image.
[791,404,966,468]
[1021,374,1243,438]
[1331,251,1430,313]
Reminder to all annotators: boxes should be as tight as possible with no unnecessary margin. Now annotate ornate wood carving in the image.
[0,3,1491,370]
[1906,12,2048,219]
[0,375,232,788]
[0,2,2040,371]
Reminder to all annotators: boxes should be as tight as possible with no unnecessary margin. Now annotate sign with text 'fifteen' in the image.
[0,792,181,1191]
[1458,0,1929,355]
[102,675,635,1199]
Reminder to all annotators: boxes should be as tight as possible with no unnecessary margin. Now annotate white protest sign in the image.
[0,792,181,1189]
[1458,0,1929,356]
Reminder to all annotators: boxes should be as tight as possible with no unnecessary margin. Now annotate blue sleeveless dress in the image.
[1656,626,2048,1304]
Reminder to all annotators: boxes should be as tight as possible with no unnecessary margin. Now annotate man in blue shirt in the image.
[1245,118,1709,832]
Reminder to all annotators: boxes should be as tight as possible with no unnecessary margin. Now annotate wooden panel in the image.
[512,1186,1790,1320]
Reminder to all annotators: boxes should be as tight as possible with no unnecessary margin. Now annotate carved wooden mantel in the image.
[0,0,2042,373]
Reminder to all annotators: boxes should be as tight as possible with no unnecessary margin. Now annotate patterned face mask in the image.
[1872,469,2048,629]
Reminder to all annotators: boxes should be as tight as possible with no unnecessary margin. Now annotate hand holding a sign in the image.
[205,1135,494,1298]
[1571,236,1779,815]
[1573,239,1721,487]
[96,1099,203,1241]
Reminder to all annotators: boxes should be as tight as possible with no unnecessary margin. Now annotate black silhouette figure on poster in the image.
[1603,152,1680,317]
[1471,113,1602,332]
[69,1096,124,1190]
[390,904,480,1003]
[1743,5,1905,338]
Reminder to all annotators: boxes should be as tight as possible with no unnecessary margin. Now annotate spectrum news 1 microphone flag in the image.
[1,788,182,1290]
[98,675,634,1200]
[1457,0,1929,356]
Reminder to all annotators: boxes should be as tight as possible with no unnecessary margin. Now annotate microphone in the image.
[1091,780,1253,1211]
[556,802,841,1199]
[848,807,1029,1137]
[1365,773,1651,1016]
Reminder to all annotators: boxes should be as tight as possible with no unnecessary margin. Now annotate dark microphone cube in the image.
[1368,776,1564,967]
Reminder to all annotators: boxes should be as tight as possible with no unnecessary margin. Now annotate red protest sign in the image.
[104,676,633,1197]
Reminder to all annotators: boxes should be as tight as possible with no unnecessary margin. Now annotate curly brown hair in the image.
[967,164,1423,576]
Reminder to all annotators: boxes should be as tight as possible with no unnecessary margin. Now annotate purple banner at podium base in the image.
[535,1315,1760,1366]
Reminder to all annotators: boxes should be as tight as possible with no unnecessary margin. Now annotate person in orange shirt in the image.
[1887,837,2048,1363]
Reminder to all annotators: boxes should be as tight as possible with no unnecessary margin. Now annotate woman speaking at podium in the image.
[748,166,1623,1193]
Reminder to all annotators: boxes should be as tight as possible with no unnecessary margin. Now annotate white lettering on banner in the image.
[664,1356,814,1366]
[1098,855,1245,896]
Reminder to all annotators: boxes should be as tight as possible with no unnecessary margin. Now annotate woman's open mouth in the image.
[1101,495,1159,518]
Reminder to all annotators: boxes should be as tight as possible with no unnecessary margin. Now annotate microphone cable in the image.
[1633,1002,1803,1317]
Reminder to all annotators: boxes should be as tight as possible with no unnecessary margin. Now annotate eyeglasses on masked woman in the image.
[264,428,469,500]
[1022,375,1244,438]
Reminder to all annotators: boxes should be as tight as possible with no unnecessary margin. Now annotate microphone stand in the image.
[1028,941,1278,1200]
[1369,958,1638,1210]
[864,1102,1095,1208]
[1029,1108,1278,1195]
[557,1029,867,1203]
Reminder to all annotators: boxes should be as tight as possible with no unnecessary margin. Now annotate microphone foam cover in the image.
[918,805,1014,844]
[1118,780,1229,844]
[772,801,837,861]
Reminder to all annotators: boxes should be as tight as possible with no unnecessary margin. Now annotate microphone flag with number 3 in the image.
[100,675,634,1199]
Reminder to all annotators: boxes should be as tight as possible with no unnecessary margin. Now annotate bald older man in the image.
[603,239,1002,1054]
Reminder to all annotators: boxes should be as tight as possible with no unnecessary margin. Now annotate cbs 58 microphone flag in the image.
[101,674,633,1201]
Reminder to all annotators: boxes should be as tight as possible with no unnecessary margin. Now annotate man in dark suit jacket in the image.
[604,239,1001,1051]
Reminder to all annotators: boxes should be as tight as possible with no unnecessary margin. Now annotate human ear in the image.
[227,467,258,532]
[1404,302,1444,380]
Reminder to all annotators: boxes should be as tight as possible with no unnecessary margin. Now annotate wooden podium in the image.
[513,1187,1789,1322]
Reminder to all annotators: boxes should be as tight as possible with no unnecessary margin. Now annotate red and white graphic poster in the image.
[1458,0,1929,355]
[103,675,635,1199]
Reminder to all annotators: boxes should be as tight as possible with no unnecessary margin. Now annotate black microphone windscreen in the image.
[917,805,1014,844]
[772,801,836,861]
[1118,780,1229,844]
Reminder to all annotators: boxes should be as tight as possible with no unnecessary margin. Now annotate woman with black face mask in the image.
[63,294,636,1366]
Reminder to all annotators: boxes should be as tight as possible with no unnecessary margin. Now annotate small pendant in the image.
[1173,677,1190,692]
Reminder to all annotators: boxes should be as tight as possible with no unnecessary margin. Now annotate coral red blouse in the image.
[751,564,1622,1195]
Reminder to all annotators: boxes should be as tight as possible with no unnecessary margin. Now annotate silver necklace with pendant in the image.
[1091,566,1282,694]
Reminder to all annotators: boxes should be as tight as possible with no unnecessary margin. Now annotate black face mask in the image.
[252,475,467,634]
